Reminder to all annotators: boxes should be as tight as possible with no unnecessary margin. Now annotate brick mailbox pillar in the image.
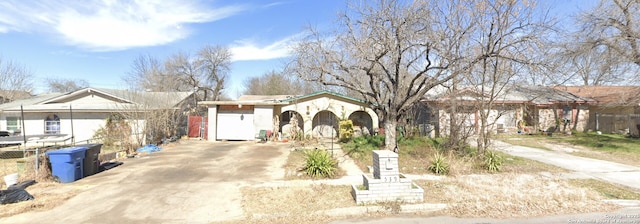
[373,150,400,182]
[352,150,424,204]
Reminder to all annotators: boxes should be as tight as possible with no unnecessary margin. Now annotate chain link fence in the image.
[0,136,130,187]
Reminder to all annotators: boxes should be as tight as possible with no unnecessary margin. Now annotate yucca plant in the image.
[303,149,338,178]
[428,152,449,175]
[483,150,503,172]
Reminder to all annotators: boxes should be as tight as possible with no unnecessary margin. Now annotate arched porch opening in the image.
[280,110,304,138]
[312,110,339,138]
[348,111,373,136]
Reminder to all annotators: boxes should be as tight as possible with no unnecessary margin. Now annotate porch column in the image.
[207,106,217,141]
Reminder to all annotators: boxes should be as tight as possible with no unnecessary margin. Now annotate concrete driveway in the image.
[493,140,640,191]
[2,140,289,223]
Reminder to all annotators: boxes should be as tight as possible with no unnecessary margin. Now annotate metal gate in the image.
[188,116,208,139]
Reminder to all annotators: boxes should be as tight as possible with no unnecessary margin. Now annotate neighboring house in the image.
[0,90,32,104]
[557,86,640,136]
[0,87,195,145]
[198,90,379,141]
[421,86,594,136]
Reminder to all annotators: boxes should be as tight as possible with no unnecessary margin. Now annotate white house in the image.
[198,91,379,141]
[0,87,194,145]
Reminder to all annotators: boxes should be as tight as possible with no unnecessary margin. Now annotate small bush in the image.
[483,150,503,172]
[339,120,354,143]
[428,152,449,175]
[303,149,338,178]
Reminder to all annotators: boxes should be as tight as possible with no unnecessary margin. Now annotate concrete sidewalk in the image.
[493,140,640,191]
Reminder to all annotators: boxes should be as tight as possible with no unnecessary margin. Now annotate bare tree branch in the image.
[0,58,33,103]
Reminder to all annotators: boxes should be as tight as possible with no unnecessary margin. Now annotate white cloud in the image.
[0,0,247,51]
[229,34,301,61]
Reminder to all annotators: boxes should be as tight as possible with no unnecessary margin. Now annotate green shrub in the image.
[366,135,385,147]
[339,120,354,143]
[428,152,449,175]
[303,149,338,178]
[483,150,503,172]
[343,135,385,159]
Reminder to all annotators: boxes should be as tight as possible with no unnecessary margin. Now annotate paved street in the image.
[2,140,290,224]
[331,207,640,224]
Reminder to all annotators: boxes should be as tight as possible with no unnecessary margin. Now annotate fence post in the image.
[35,148,39,177]
[628,114,632,135]
[596,112,600,131]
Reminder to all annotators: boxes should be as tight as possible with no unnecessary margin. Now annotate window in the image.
[6,117,20,132]
[45,114,60,135]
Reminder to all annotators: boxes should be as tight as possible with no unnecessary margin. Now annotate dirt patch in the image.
[284,150,306,179]
[416,173,619,218]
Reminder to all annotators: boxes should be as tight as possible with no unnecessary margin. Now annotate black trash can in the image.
[76,144,103,177]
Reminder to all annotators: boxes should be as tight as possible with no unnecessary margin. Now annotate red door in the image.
[188,116,208,139]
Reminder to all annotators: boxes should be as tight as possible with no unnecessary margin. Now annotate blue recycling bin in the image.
[46,147,88,183]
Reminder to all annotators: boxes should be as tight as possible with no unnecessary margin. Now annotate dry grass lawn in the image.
[496,135,553,150]
[0,182,80,218]
[568,179,640,200]
[239,184,356,223]
[0,157,23,180]
[0,154,79,217]
[417,173,620,218]
[569,150,640,167]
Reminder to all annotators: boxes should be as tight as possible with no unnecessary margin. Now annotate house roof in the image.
[237,94,297,102]
[0,90,32,103]
[555,86,640,106]
[279,90,368,104]
[0,93,64,110]
[199,90,370,106]
[422,85,594,105]
[509,86,594,105]
[95,88,194,109]
[0,88,194,113]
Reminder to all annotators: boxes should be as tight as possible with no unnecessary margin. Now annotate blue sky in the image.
[0,0,596,99]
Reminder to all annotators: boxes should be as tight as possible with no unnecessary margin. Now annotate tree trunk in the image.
[477,111,486,155]
[384,121,397,151]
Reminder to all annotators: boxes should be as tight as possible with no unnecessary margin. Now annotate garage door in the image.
[217,110,255,140]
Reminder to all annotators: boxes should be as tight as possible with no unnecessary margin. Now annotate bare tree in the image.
[112,91,194,153]
[557,0,640,85]
[579,0,640,68]
[457,0,554,153]
[164,52,204,92]
[292,0,547,151]
[195,45,231,101]
[46,78,90,93]
[0,58,33,103]
[124,54,173,91]
[242,70,322,95]
[561,44,637,85]
[124,45,231,102]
